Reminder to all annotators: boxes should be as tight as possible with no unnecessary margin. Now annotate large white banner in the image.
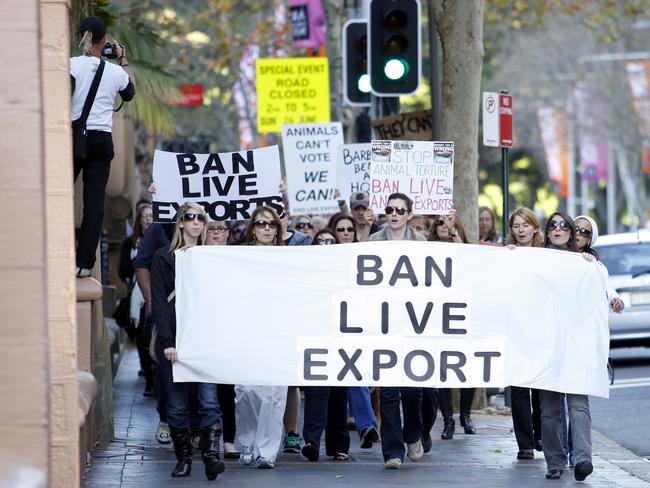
[370,140,455,215]
[281,122,343,215]
[151,146,283,222]
[337,143,371,202]
[173,242,611,398]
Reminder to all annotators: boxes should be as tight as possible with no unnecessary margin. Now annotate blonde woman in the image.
[151,203,225,481]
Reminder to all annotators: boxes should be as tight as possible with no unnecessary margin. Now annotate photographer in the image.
[71,16,136,277]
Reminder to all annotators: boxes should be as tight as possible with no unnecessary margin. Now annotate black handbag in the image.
[72,59,105,159]
[112,294,132,328]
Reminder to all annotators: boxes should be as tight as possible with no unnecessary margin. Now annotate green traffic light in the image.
[358,74,371,93]
[384,58,409,80]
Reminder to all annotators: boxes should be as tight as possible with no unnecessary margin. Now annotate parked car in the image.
[593,230,650,348]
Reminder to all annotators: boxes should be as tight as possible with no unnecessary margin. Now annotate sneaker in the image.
[191,435,200,450]
[239,446,256,466]
[384,458,402,469]
[223,442,239,459]
[155,421,171,444]
[407,439,424,462]
[283,432,301,453]
[421,432,432,453]
[517,449,534,460]
[360,426,380,449]
[257,457,275,469]
[75,266,91,278]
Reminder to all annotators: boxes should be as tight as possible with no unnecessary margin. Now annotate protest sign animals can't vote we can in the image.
[282,122,343,215]
[151,145,283,222]
[370,140,455,215]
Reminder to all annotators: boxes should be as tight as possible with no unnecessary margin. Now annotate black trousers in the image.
[421,387,439,435]
[510,386,542,450]
[439,388,475,420]
[217,384,236,444]
[302,386,350,456]
[74,130,114,269]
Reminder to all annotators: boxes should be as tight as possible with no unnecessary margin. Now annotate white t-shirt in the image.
[70,55,130,132]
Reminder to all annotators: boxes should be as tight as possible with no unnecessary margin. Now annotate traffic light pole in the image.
[502,147,509,244]
[427,0,441,141]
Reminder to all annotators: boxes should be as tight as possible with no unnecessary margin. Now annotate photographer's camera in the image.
[101,43,118,59]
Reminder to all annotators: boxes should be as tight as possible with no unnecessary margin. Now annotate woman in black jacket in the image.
[151,202,224,481]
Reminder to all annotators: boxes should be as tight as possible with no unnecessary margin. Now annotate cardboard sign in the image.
[282,122,343,215]
[256,57,330,133]
[372,110,433,141]
[337,143,371,202]
[369,140,454,214]
[151,146,283,222]
[173,241,611,398]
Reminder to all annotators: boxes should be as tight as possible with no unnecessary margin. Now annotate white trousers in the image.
[235,385,288,463]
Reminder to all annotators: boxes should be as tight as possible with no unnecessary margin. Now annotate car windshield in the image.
[596,242,650,276]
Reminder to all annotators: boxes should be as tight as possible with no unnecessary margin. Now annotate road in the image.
[591,346,650,459]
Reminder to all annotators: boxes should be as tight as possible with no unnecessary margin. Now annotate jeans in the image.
[380,387,423,461]
[155,340,220,430]
[539,390,591,471]
[348,387,378,436]
[74,130,114,269]
[303,386,350,456]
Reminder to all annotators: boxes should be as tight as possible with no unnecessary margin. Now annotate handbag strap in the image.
[79,59,105,124]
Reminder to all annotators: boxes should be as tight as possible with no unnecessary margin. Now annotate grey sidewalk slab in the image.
[83,348,650,487]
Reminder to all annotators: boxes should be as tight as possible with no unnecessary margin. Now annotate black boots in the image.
[170,427,193,477]
[200,425,226,481]
[441,418,455,440]
[460,414,476,435]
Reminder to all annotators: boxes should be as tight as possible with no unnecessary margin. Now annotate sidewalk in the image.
[83,348,650,487]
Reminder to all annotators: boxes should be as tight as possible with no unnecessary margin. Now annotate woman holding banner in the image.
[427,213,477,440]
[235,206,288,469]
[151,202,225,481]
[505,208,544,460]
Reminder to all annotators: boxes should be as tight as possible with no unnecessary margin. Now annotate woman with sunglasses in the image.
[504,208,543,460]
[331,214,358,244]
[539,211,592,480]
[301,229,350,462]
[369,193,426,468]
[427,212,477,441]
[293,215,316,239]
[151,203,225,480]
[311,228,338,245]
[236,206,288,469]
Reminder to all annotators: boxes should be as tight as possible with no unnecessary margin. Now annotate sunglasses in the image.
[548,219,570,232]
[317,238,335,245]
[336,226,355,233]
[183,212,206,222]
[208,226,229,233]
[434,220,445,227]
[575,225,592,238]
[254,220,278,230]
[296,222,314,230]
[385,206,407,216]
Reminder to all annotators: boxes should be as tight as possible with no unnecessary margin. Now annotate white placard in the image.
[337,143,371,202]
[281,122,343,215]
[173,241,611,398]
[151,146,282,222]
[483,91,499,147]
[369,140,454,215]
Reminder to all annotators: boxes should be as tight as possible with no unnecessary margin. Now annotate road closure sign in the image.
[256,57,331,133]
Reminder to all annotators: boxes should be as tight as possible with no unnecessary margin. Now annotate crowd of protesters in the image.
[113,190,620,482]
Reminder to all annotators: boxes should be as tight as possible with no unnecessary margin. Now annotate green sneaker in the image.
[282,432,301,453]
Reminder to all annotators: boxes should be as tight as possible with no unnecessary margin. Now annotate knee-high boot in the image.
[201,425,226,481]
[170,427,193,477]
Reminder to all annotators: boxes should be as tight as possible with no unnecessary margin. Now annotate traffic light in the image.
[369,0,421,96]
[343,20,371,106]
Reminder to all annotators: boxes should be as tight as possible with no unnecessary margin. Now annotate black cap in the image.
[79,16,106,43]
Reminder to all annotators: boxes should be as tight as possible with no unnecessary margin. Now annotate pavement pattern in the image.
[83,348,650,487]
